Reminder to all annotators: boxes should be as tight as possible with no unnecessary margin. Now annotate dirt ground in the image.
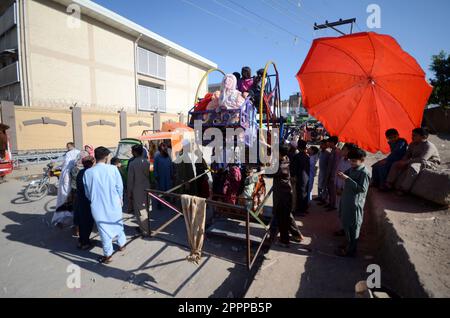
[365,133,450,297]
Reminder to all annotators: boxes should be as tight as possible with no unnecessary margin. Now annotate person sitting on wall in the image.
[371,129,408,191]
[385,128,441,193]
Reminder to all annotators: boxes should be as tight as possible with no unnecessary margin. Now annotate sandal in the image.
[118,245,126,252]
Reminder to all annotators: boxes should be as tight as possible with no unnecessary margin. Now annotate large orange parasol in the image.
[296,32,432,153]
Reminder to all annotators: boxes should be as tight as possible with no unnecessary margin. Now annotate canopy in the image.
[296,32,433,153]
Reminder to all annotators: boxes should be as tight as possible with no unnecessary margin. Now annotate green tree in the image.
[429,51,450,109]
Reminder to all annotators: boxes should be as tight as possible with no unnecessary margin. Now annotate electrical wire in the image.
[225,0,311,44]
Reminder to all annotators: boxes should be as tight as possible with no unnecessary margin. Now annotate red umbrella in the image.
[296,32,432,153]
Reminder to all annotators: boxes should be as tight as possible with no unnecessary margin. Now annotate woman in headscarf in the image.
[84,145,94,157]
[219,74,245,110]
[219,74,245,125]
[70,150,90,236]
[76,155,96,249]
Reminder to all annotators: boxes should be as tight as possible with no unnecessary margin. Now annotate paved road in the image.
[0,176,257,298]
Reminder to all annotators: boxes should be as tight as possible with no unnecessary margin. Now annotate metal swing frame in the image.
[145,171,273,271]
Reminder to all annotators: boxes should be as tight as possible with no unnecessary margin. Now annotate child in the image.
[111,157,121,169]
[223,164,242,205]
[336,148,370,257]
[335,143,357,207]
[76,156,95,250]
[307,146,319,202]
[292,140,310,216]
[272,144,304,247]
[315,140,330,203]
[240,166,265,212]
[371,129,408,190]
[238,66,253,94]
[324,136,341,211]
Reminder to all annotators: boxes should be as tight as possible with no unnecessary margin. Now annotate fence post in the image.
[0,101,18,153]
[120,111,127,139]
[179,113,185,124]
[153,111,161,131]
[72,106,83,149]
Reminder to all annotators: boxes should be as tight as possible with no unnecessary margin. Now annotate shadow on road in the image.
[1,202,254,297]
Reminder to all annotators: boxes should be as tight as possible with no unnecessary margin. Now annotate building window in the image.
[137,47,166,80]
[138,84,166,112]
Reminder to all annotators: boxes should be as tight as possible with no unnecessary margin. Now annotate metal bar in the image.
[151,214,183,237]
[246,206,251,270]
[326,24,346,35]
[159,170,209,196]
[314,18,356,36]
[148,192,182,215]
[314,18,356,29]
[248,209,268,230]
[148,189,247,211]
[249,230,270,270]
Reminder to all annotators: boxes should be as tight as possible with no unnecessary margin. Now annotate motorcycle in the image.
[24,163,61,202]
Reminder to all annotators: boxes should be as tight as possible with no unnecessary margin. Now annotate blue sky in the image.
[94,0,450,99]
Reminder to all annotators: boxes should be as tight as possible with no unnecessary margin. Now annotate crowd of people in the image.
[51,139,213,264]
[50,125,441,263]
[192,66,267,126]
[272,126,441,257]
[272,136,370,257]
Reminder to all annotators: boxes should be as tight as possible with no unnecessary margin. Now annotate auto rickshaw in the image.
[114,123,195,185]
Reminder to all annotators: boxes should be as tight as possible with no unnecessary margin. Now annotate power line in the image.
[181,0,239,27]
[212,0,284,38]
[284,0,325,21]
[181,0,286,47]
[225,0,311,44]
[260,0,309,26]
[181,0,274,43]
[355,20,365,32]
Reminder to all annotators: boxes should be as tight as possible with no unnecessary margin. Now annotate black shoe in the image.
[290,235,304,243]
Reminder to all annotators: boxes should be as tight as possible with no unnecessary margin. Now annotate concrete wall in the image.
[126,113,154,138]
[81,112,120,148]
[14,107,73,151]
[0,103,181,153]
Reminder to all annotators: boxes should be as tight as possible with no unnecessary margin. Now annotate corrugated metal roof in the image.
[52,0,217,69]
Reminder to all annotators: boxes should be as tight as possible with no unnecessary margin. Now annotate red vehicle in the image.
[0,125,13,179]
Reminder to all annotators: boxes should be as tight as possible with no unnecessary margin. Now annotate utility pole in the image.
[314,18,356,35]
